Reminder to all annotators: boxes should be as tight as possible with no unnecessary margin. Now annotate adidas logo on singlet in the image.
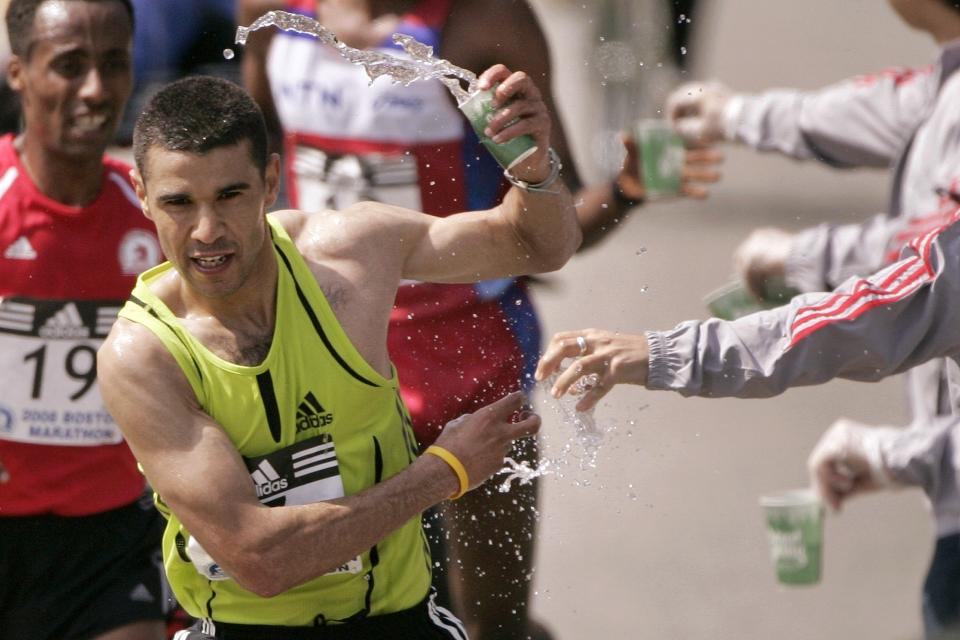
[39,302,90,339]
[250,459,288,498]
[295,391,334,433]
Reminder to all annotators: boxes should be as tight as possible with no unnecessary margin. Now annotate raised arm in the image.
[336,63,581,284]
[98,319,540,597]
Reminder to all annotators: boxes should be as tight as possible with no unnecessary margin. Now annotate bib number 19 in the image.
[23,344,98,401]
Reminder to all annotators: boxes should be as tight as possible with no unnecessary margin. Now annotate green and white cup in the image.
[459,87,538,170]
[704,278,800,321]
[704,280,766,321]
[759,489,824,586]
[636,118,684,197]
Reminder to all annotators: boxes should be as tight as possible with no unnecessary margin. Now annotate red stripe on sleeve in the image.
[786,212,957,349]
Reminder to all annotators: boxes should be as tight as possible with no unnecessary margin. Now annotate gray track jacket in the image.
[702,41,960,532]
[727,42,960,425]
[648,202,960,535]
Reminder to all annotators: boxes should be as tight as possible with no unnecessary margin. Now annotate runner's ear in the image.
[264,153,281,209]
[131,169,152,219]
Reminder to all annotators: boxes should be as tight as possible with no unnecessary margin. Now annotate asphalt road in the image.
[526,2,940,638]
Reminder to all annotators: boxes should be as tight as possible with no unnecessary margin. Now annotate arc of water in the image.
[236,10,478,104]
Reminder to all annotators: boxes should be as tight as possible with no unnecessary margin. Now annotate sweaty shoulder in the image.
[275,203,415,266]
[99,316,184,390]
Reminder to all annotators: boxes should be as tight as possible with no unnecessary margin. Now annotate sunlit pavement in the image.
[528,1,936,638]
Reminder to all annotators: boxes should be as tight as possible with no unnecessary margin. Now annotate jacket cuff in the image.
[722,94,746,142]
[645,329,689,392]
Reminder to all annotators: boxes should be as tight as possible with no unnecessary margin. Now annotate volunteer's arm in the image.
[98,319,540,597]
[537,214,960,409]
[667,66,934,166]
[736,211,902,298]
[808,417,960,523]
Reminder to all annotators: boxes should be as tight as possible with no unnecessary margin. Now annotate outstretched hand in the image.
[665,80,734,146]
[535,329,650,412]
[432,391,541,494]
[616,134,723,202]
[733,227,793,299]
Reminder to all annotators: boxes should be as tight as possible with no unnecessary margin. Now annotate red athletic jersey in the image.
[0,134,162,516]
[270,0,541,446]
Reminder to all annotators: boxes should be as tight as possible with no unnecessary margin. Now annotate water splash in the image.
[538,364,605,470]
[492,360,611,494]
[235,10,478,104]
[497,456,552,493]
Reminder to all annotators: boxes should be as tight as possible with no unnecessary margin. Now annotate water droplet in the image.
[223,48,235,60]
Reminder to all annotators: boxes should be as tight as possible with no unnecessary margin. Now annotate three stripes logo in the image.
[0,298,119,338]
[245,435,343,508]
[39,302,90,339]
[296,391,334,433]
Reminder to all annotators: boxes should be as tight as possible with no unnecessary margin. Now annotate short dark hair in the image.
[6,0,135,58]
[133,76,269,180]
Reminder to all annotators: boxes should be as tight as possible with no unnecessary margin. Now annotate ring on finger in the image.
[576,336,588,356]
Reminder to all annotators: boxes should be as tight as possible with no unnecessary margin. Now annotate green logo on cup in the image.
[636,119,684,198]
[759,489,823,586]
[460,87,538,170]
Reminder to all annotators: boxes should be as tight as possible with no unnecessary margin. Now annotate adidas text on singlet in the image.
[117,216,431,625]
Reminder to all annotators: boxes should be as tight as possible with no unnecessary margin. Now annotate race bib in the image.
[244,434,362,575]
[292,146,422,213]
[0,297,123,446]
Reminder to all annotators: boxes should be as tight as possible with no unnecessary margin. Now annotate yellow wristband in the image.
[424,445,469,500]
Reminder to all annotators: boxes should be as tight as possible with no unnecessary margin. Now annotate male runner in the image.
[0,0,168,638]
[98,66,578,638]
[239,2,720,635]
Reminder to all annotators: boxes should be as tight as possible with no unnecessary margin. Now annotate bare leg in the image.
[440,437,553,640]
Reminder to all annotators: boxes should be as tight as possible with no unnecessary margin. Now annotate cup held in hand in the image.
[636,119,684,197]
[459,87,538,170]
[759,489,824,586]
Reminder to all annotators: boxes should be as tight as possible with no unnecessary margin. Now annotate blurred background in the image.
[528,1,936,639]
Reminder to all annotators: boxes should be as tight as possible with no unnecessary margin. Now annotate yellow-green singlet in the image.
[118,216,431,625]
